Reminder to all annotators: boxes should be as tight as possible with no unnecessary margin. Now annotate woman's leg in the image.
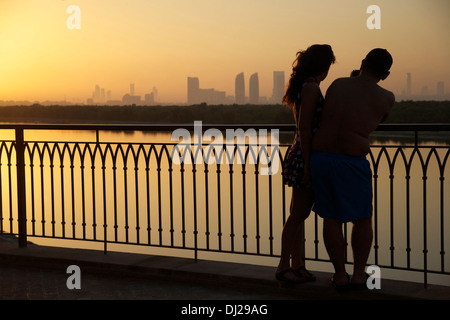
[277,187,314,276]
[290,187,314,269]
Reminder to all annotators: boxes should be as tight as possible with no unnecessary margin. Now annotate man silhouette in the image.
[310,49,395,290]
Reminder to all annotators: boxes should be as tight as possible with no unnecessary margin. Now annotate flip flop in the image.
[275,268,308,284]
[331,273,351,292]
[292,266,316,282]
[351,273,370,290]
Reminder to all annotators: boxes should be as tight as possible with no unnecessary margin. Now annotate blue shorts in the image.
[310,151,373,223]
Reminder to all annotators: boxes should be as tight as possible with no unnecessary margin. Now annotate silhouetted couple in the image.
[277,45,394,291]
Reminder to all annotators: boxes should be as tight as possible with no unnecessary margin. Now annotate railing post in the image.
[15,128,27,248]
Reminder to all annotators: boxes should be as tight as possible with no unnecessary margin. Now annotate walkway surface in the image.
[1,235,449,304]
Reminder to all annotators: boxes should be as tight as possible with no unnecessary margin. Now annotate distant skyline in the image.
[1,70,448,107]
[397,72,449,101]
[1,0,449,103]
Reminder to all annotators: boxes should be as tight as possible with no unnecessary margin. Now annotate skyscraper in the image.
[152,86,158,102]
[95,85,101,100]
[272,71,285,104]
[437,81,445,96]
[187,77,200,104]
[249,73,259,104]
[235,72,245,104]
[130,83,135,96]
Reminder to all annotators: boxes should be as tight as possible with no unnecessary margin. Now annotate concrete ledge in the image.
[0,237,449,300]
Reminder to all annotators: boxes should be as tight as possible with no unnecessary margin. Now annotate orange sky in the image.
[0,0,449,103]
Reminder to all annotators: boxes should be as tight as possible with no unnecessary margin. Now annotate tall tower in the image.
[95,85,101,100]
[152,86,158,102]
[187,77,200,104]
[437,81,445,96]
[235,72,245,104]
[130,83,135,96]
[272,71,285,104]
[249,73,259,105]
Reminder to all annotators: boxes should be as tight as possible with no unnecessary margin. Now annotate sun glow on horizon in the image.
[0,0,449,103]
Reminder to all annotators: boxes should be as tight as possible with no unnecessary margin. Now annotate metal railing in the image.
[0,123,449,287]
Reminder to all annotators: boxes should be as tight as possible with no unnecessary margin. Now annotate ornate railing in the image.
[0,123,449,287]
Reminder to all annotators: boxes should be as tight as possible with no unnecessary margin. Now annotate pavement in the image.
[0,234,449,303]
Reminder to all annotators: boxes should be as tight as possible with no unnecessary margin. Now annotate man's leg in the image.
[351,217,373,284]
[323,218,347,285]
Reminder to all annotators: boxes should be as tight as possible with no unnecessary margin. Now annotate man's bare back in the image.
[312,73,395,156]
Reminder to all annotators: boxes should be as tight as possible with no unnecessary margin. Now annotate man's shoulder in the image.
[330,77,350,86]
[326,77,349,93]
[377,86,395,104]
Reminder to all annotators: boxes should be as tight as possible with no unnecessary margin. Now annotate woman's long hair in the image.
[282,44,335,108]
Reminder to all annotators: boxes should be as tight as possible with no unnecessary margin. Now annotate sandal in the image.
[275,268,308,284]
[350,273,370,290]
[292,266,316,282]
[331,273,351,292]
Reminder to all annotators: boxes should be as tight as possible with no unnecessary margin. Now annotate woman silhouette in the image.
[277,44,335,283]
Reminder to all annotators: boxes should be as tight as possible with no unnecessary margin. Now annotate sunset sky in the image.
[0,0,449,103]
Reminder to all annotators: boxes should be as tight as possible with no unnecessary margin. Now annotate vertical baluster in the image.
[389,164,395,267]
[422,168,428,288]
[193,161,198,262]
[268,167,274,256]
[204,160,210,250]
[157,157,163,246]
[168,147,174,247]
[145,149,151,246]
[343,224,349,263]
[15,128,27,248]
[70,151,76,238]
[241,161,247,254]
[112,148,118,242]
[229,161,234,253]
[180,162,186,247]
[49,146,56,238]
[123,147,129,243]
[80,146,86,239]
[102,148,108,254]
[314,209,319,260]
[91,144,97,241]
[29,146,36,236]
[40,146,46,237]
[439,172,445,272]
[216,163,222,251]
[372,156,379,266]
[255,159,260,255]
[134,145,141,244]
[405,167,411,269]
[60,147,66,238]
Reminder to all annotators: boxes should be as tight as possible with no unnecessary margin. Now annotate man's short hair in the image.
[363,48,393,79]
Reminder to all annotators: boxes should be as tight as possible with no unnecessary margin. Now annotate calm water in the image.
[1,128,449,286]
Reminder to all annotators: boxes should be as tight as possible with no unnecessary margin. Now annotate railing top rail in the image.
[0,123,449,132]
